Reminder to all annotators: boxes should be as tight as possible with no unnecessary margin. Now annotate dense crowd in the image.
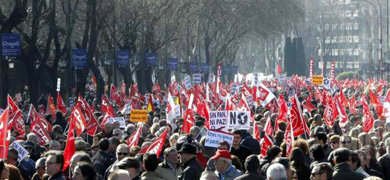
[1,77,390,180]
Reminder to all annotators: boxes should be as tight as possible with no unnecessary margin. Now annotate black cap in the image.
[177,143,197,155]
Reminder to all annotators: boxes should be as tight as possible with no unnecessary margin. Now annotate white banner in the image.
[209,111,229,132]
[205,130,234,151]
[108,117,126,129]
[193,74,202,84]
[228,111,251,130]
[10,142,29,162]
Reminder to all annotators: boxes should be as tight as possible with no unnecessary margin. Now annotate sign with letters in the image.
[193,74,202,84]
[108,117,126,129]
[168,58,178,71]
[209,111,228,132]
[117,50,130,67]
[10,142,29,162]
[146,53,157,67]
[228,111,250,130]
[72,49,88,69]
[189,61,198,73]
[1,34,21,56]
[201,63,209,73]
[185,75,191,89]
[205,130,233,150]
[312,75,323,85]
[130,110,148,122]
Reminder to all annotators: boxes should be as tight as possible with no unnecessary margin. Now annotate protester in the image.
[310,162,333,180]
[140,153,163,180]
[45,150,66,180]
[72,162,97,180]
[178,143,204,180]
[92,138,116,176]
[155,147,182,180]
[211,149,243,180]
[332,148,365,180]
[32,157,46,180]
[266,163,287,180]
[234,154,265,180]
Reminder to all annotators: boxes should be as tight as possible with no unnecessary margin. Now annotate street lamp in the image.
[8,59,15,69]
[35,60,41,70]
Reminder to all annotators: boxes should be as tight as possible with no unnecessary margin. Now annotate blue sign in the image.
[72,49,88,69]
[232,65,239,74]
[168,58,178,71]
[224,66,231,73]
[189,61,198,73]
[117,50,130,67]
[146,53,157,67]
[201,63,209,73]
[2,34,21,56]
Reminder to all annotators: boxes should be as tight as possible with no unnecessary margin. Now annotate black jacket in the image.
[379,153,390,180]
[178,157,204,180]
[92,150,116,176]
[48,172,66,180]
[333,162,366,180]
[234,171,266,180]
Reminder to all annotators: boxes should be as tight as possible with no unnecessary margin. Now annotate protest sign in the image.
[193,74,202,84]
[209,111,228,132]
[205,130,234,151]
[185,75,191,89]
[108,117,126,129]
[10,141,29,162]
[228,111,250,130]
[130,110,148,122]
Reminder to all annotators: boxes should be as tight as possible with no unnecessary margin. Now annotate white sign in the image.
[193,74,202,84]
[10,142,29,162]
[205,130,234,151]
[209,111,228,132]
[228,111,251,130]
[185,75,191,89]
[15,93,22,102]
[108,117,126,129]
[56,78,61,92]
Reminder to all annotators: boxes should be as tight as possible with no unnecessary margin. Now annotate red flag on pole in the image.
[0,108,9,159]
[77,95,99,136]
[56,92,67,115]
[362,98,374,133]
[47,95,56,119]
[138,130,168,157]
[29,105,52,146]
[110,85,123,106]
[7,96,25,139]
[285,119,294,157]
[290,95,310,137]
[126,126,142,149]
[62,117,75,171]
[71,103,87,136]
[261,117,274,157]
[101,95,109,113]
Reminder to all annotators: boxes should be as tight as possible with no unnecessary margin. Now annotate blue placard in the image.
[72,49,88,69]
[201,63,209,73]
[168,58,178,71]
[189,61,198,73]
[232,65,238,74]
[146,53,157,67]
[224,65,231,73]
[117,50,130,67]
[1,34,21,56]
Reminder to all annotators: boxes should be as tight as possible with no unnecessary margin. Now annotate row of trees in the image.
[0,0,304,106]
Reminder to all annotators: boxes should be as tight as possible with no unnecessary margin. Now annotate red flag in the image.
[47,95,56,118]
[277,62,282,75]
[77,95,99,136]
[138,130,168,157]
[362,98,374,132]
[181,109,195,134]
[126,126,142,149]
[62,117,75,171]
[323,95,336,127]
[334,95,348,124]
[7,96,25,139]
[147,94,155,112]
[0,108,10,159]
[71,103,87,136]
[110,85,123,106]
[369,89,383,119]
[290,95,310,137]
[119,83,126,97]
[197,101,210,129]
[101,95,109,113]
[261,117,274,157]
[253,122,260,141]
[285,119,294,157]
[29,105,52,145]
[56,92,67,115]
[276,94,288,123]
[100,104,114,129]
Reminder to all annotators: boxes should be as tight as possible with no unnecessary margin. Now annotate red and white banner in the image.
[330,61,336,80]
[0,108,9,159]
[138,130,168,157]
[309,57,314,78]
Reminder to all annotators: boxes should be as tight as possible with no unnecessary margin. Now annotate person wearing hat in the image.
[235,155,265,180]
[177,143,204,180]
[211,149,243,180]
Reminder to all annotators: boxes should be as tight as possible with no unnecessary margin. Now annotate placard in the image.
[130,110,148,122]
[1,34,21,56]
[189,61,198,73]
[117,50,130,67]
[108,117,126,128]
[228,111,250,130]
[193,74,202,84]
[205,130,234,151]
[209,111,228,131]
[312,75,323,85]
[185,75,191,89]
[201,63,209,73]
[72,49,88,69]
[168,58,178,71]
[10,141,29,162]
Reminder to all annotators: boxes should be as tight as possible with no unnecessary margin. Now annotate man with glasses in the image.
[329,135,340,150]
[104,144,130,179]
[45,150,66,180]
[310,162,333,180]
[340,135,352,149]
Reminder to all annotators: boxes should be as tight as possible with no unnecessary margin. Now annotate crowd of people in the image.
[1,76,390,180]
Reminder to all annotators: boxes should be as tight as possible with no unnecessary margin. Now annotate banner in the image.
[330,61,335,80]
[185,75,191,89]
[312,75,323,85]
[228,111,250,130]
[108,117,126,129]
[9,141,29,162]
[189,61,198,73]
[209,111,228,131]
[146,53,157,67]
[130,110,148,122]
[205,130,234,151]
[309,57,314,78]
[72,49,88,69]
[1,34,21,56]
[117,50,130,67]
[168,58,178,71]
[193,74,202,84]
[201,63,209,73]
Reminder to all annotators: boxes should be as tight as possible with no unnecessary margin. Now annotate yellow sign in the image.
[130,110,148,122]
[312,75,323,85]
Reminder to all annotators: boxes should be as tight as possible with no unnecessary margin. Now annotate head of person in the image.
[48,140,61,151]
[163,147,178,166]
[99,138,110,152]
[143,153,159,172]
[266,146,282,161]
[332,148,351,165]
[211,149,232,174]
[108,169,131,180]
[232,130,242,147]
[290,147,307,166]
[314,132,327,146]
[72,162,97,180]
[113,129,123,140]
[116,144,130,161]
[358,133,371,147]
[273,157,291,180]
[7,149,18,166]
[35,157,46,177]
[200,171,219,180]
[217,141,230,150]
[244,155,260,173]
[108,137,120,154]
[266,163,287,180]
[329,135,340,150]
[310,144,325,161]
[45,150,64,177]
[24,140,34,154]
[349,151,361,170]
[116,157,140,179]
[189,126,200,139]
[70,151,92,173]
[340,135,352,149]
[104,122,113,135]
[310,162,333,180]
[0,160,9,180]
[385,137,390,154]
[178,143,197,165]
